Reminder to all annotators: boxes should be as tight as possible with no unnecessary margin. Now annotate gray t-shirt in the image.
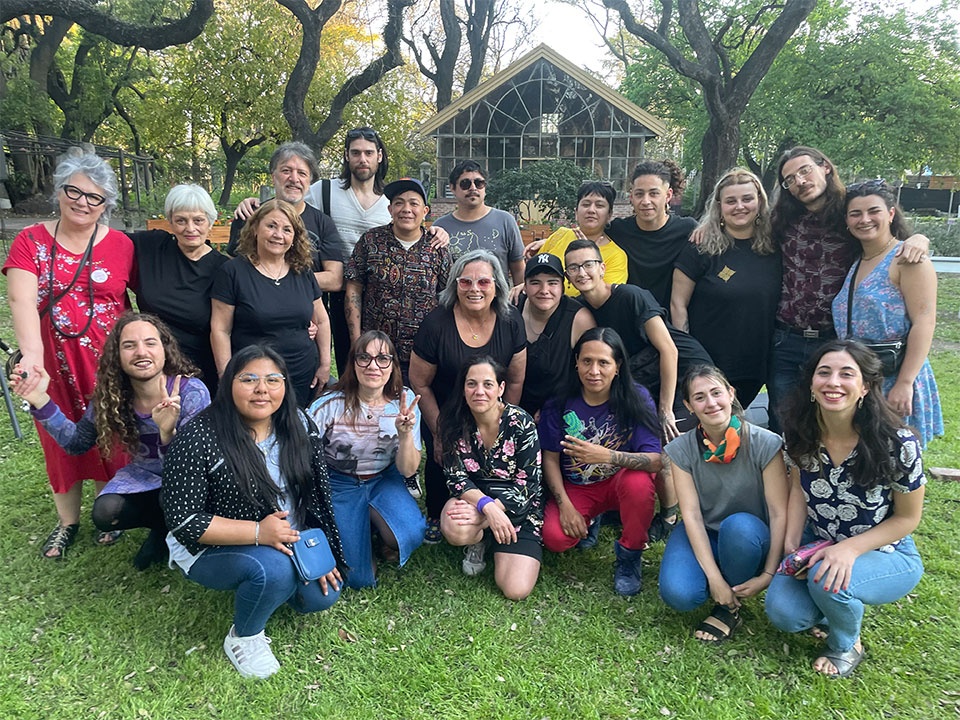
[664,422,782,531]
[432,208,524,280]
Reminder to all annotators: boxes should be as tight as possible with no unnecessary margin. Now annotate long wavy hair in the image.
[92,312,198,457]
[203,345,315,527]
[318,331,403,427]
[782,339,911,490]
[771,146,846,239]
[439,355,506,452]
[844,180,913,242]
[237,198,312,273]
[567,327,659,435]
[438,249,512,316]
[696,168,774,256]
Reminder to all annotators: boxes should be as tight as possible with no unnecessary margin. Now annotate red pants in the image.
[542,469,656,553]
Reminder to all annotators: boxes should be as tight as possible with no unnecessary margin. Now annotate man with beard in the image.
[432,160,525,286]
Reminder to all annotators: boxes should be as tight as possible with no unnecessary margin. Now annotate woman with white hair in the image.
[3,148,135,559]
[128,184,228,393]
[410,249,527,542]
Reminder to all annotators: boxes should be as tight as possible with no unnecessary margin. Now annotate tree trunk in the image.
[697,110,740,216]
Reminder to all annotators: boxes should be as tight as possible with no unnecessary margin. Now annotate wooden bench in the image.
[145,218,231,251]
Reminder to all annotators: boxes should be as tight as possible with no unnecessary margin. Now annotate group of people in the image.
[2,137,937,681]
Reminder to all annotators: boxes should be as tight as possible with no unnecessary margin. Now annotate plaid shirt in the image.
[345,224,451,363]
[776,211,856,330]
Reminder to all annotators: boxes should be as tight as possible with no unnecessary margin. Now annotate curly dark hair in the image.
[781,339,911,490]
[237,198,312,274]
[92,312,199,457]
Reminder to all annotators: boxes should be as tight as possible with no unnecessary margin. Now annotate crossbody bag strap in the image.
[845,257,862,338]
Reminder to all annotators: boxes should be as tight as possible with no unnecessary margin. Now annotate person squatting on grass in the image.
[11,312,210,570]
[161,345,345,679]
[440,356,543,600]
[765,339,925,679]
[309,331,426,589]
[658,365,788,642]
[538,327,662,597]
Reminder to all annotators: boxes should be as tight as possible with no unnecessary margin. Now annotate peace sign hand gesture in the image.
[395,392,421,436]
[152,374,182,445]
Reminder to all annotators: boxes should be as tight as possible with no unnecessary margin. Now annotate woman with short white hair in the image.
[128,183,228,394]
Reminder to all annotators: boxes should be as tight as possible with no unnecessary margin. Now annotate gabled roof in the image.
[419,43,666,137]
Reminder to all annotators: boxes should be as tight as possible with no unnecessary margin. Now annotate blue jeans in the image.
[765,533,923,652]
[187,544,340,636]
[659,513,769,612]
[329,465,426,589]
[767,327,835,433]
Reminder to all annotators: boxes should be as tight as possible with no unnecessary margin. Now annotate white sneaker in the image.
[403,474,422,499]
[223,625,280,679]
[462,540,487,576]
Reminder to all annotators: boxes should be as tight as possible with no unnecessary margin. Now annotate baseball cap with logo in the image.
[524,253,565,279]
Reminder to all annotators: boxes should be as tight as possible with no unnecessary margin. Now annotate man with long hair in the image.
[11,312,210,568]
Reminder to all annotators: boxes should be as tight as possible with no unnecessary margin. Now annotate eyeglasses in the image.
[235,372,285,388]
[355,353,394,369]
[62,184,107,207]
[458,178,486,190]
[780,163,821,190]
[456,276,494,290]
[564,259,601,276]
[346,127,379,141]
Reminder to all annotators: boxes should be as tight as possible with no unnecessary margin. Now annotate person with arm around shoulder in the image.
[308,331,426,588]
[160,345,345,679]
[658,365,788,642]
[439,356,543,600]
[764,339,925,679]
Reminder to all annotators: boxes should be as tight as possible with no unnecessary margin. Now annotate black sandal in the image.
[695,603,742,643]
[41,523,79,559]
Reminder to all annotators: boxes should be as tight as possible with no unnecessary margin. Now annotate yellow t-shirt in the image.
[540,227,629,296]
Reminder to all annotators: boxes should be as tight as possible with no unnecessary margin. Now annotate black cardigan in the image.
[160,411,346,571]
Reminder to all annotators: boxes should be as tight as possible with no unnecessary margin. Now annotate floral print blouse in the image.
[443,404,543,536]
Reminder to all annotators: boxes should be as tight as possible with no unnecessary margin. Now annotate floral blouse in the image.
[443,404,543,536]
[793,428,925,546]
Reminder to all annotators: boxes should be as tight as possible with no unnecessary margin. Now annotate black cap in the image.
[384,177,427,203]
[524,252,565,279]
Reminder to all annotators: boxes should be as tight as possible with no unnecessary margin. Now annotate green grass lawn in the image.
[0,274,958,719]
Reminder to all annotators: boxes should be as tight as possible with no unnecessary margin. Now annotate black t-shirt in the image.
[674,239,781,383]
[518,294,579,415]
[412,305,526,411]
[211,256,321,406]
[129,229,228,386]
[227,205,344,271]
[608,214,697,310]
[584,284,712,399]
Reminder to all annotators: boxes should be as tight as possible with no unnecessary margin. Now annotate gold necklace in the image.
[861,237,895,262]
[460,310,491,341]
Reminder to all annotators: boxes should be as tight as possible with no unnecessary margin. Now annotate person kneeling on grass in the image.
[11,311,209,569]
[764,339,924,679]
[658,365,788,642]
[440,356,543,600]
[539,327,662,596]
[309,331,426,589]
[160,345,346,679]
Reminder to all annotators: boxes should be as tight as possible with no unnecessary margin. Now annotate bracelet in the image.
[762,570,774,576]
[476,495,494,513]
[255,521,260,547]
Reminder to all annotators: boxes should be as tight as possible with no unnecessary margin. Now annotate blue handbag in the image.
[290,528,336,582]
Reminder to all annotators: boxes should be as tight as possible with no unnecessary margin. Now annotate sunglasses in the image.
[346,127,379,142]
[458,178,486,190]
[62,184,107,207]
[456,276,494,290]
[846,179,888,194]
